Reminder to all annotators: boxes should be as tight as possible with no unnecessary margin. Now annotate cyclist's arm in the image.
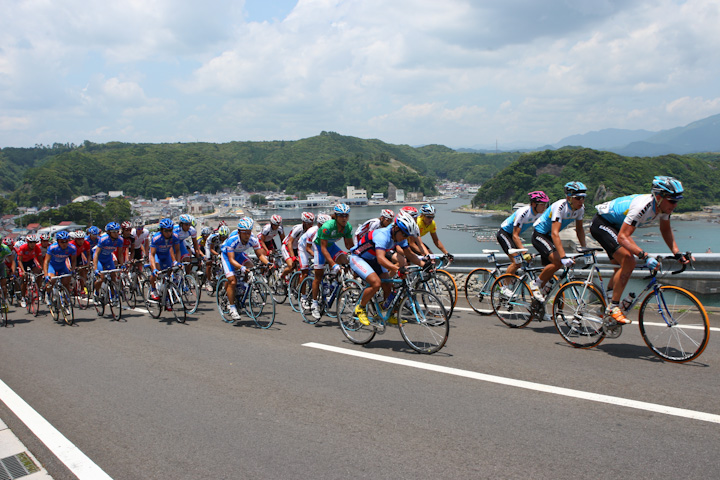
[375,248,397,276]
[550,220,566,258]
[575,219,586,248]
[70,254,77,271]
[42,252,50,277]
[226,251,244,270]
[511,225,524,250]
[254,248,270,265]
[398,245,424,267]
[617,222,642,257]
[149,247,158,271]
[430,232,449,256]
[659,218,683,259]
[343,236,353,250]
[192,237,202,257]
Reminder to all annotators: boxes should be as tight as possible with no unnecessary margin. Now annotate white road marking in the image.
[304,342,720,424]
[0,379,113,479]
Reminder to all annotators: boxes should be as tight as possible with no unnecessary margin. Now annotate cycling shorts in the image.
[97,257,116,272]
[590,214,621,259]
[48,263,71,276]
[496,229,515,256]
[313,243,343,269]
[531,231,555,266]
[221,252,250,278]
[281,243,295,262]
[349,254,386,281]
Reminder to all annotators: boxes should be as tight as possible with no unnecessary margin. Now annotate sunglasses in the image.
[572,195,586,200]
[336,214,349,218]
[667,198,680,204]
[161,228,173,233]
[58,239,69,243]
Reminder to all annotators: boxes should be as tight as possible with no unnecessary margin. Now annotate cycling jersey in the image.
[417,217,437,237]
[596,194,669,229]
[131,227,150,249]
[72,239,93,263]
[0,244,12,262]
[85,235,99,248]
[221,234,260,257]
[173,225,196,243]
[500,205,542,234]
[353,218,382,245]
[282,224,305,250]
[151,232,180,258]
[17,243,41,263]
[95,234,124,261]
[297,226,319,270]
[314,219,352,246]
[351,225,408,261]
[533,199,585,235]
[259,223,284,242]
[205,233,223,252]
[46,242,77,269]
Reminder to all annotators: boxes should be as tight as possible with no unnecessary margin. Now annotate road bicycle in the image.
[119,261,146,309]
[22,268,43,317]
[263,251,288,305]
[464,249,513,315]
[0,283,10,327]
[93,268,124,321]
[409,254,457,318]
[489,248,581,328]
[175,262,201,314]
[337,265,450,354]
[297,264,357,324]
[215,265,275,328]
[45,273,75,326]
[143,265,187,323]
[68,265,91,310]
[552,251,710,363]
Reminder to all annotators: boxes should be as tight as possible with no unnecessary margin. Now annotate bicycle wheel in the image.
[437,269,458,308]
[180,274,200,314]
[167,285,186,323]
[268,269,288,305]
[552,281,606,348]
[48,290,59,322]
[143,282,162,319]
[27,283,41,316]
[94,285,106,317]
[58,286,74,326]
[298,276,319,324]
[0,296,7,327]
[215,278,233,323]
[418,273,456,318]
[490,274,534,328]
[638,286,710,363]
[121,275,137,309]
[337,281,375,345]
[288,271,302,312]
[247,280,275,329]
[397,290,449,354]
[107,282,123,321]
[464,268,497,315]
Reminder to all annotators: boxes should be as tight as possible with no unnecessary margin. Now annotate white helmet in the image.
[394,211,420,237]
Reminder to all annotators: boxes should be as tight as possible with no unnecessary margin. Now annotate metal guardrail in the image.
[446,253,720,294]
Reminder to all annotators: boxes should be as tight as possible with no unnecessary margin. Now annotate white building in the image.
[346,186,367,200]
[395,189,405,202]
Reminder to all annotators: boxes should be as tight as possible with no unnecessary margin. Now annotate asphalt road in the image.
[1,292,719,480]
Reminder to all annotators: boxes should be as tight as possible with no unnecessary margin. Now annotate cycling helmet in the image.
[564,181,587,197]
[71,230,84,239]
[179,214,193,224]
[334,203,350,215]
[420,204,435,216]
[237,217,254,231]
[191,216,197,227]
[380,209,394,219]
[2,237,12,246]
[105,222,120,232]
[87,226,100,235]
[270,214,282,226]
[133,218,144,227]
[217,225,230,237]
[400,206,418,218]
[317,214,331,225]
[201,226,212,235]
[301,211,315,223]
[56,231,70,241]
[394,211,420,237]
[39,233,51,241]
[26,234,39,243]
[120,221,132,230]
[159,218,174,230]
[651,176,684,199]
[528,191,550,203]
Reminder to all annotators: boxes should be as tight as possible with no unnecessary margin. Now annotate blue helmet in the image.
[420,204,435,216]
[87,226,100,235]
[237,217,254,231]
[564,181,587,197]
[159,218,174,229]
[652,176,684,199]
[179,214,193,225]
[334,203,350,215]
[55,231,70,241]
[105,222,120,232]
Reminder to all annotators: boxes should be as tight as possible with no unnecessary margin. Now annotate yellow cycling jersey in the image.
[417,217,436,237]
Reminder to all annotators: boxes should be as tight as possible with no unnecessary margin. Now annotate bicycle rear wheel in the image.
[552,281,606,348]
[337,281,375,345]
[181,274,200,314]
[27,283,41,316]
[418,272,456,318]
[107,282,123,321]
[490,274,534,328]
[464,268,497,315]
[288,271,302,312]
[397,290,449,354]
[248,280,275,329]
[121,275,137,309]
[638,286,709,362]
[298,276,320,324]
[0,296,7,327]
[48,290,59,322]
[268,269,288,305]
[215,278,233,323]
[167,285,186,323]
[58,286,74,326]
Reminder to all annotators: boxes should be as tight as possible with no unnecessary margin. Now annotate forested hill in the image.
[0,132,519,210]
[472,148,720,213]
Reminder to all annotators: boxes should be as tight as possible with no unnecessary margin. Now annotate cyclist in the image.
[310,204,353,320]
[43,231,77,304]
[280,212,314,282]
[131,219,150,262]
[118,221,136,264]
[590,176,689,324]
[220,217,270,322]
[257,214,285,257]
[92,222,126,298]
[350,211,424,325]
[148,218,181,300]
[198,227,212,252]
[297,214,331,308]
[203,225,229,291]
[85,226,101,248]
[410,204,454,262]
[16,234,42,308]
[0,236,15,307]
[530,181,587,301]
[37,233,51,266]
[353,209,394,246]
[71,230,91,292]
[497,191,549,281]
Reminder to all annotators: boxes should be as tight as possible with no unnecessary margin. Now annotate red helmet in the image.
[399,206,418,218]
[301,212,315,223]
[121,221,132,230]
[270,214,282,226]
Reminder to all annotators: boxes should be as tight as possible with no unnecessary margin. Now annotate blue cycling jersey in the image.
[95,234,123,260]
[351,225,408,261]
[533,199,584,235]
[151,232,180,257]
[500,205,542,234]
[596,194,668,229]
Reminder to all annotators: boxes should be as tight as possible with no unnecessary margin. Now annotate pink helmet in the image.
[380,209,394,219]
[399,206,418,218]
[528,191,549,203]
[301,212,315,223]
[270,214,282,226]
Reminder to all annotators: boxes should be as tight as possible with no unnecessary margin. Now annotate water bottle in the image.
[236,281,247,297]
[383,291,397,310]
[620,292,636,311]
[322,281,332,299]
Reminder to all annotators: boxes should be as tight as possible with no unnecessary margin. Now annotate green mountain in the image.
[472,148,720,213]
[1,133,518,210]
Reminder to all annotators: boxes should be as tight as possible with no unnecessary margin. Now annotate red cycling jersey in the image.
[72,240,93,262]
[17,243,42,263]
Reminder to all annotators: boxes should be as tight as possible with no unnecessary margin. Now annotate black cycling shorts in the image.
[590,214,621,259]
[531,230,555,266]
[496,229,515,255]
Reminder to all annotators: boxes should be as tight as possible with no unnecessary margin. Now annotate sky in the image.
[2,0,720,149]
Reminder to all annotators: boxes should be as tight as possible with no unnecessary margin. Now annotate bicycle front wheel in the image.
[0,296,7,327]
[248,280,275,329]
[287,271,302,312]
[490,274,533,328]
[337,281,375,345]
[215,278,233,323]
[181,274,200,314]
[107,282,123,321]
[143,282,162,319]
[552,281,606,348]
[298,276,320,324]
[269,269,288,305]
[418,272,456,318]
[397,290,449,354]
[464,268,497,315]
[638,286,710,363]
